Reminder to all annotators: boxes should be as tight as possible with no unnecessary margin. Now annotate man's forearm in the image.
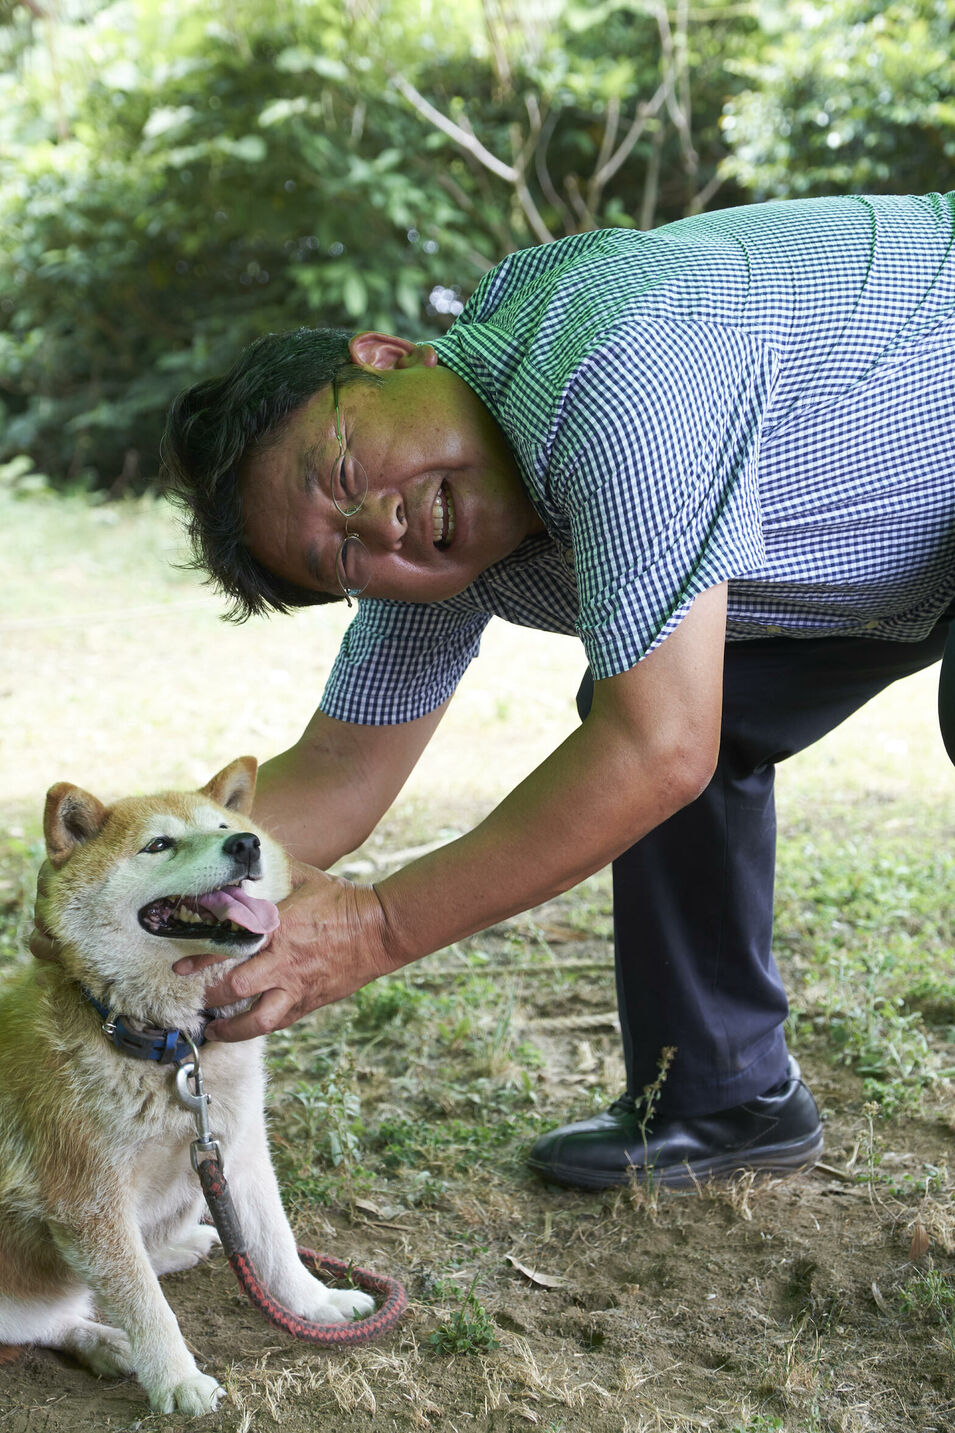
[374,584,727,971]
[373,711,710,969]
[251,702,451,869]
[253,744,372,869]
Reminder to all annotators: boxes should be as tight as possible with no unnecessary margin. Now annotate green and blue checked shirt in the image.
[321,194,955,725]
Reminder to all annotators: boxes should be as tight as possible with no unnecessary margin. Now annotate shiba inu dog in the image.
[0,757,374,1415]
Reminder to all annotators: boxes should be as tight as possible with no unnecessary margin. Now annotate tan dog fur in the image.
[0,758,373,1415]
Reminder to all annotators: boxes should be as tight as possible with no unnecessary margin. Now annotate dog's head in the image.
[42,757,291,1031]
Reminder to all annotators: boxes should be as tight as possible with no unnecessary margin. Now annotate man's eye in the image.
[338,534,370,592]
[332,454,367,516]
[140,836,175,854]
[331,455,350,507]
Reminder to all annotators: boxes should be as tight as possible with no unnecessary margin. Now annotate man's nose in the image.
[346,491,407,550]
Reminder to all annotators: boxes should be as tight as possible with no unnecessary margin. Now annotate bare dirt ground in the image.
[2,902,954,1433]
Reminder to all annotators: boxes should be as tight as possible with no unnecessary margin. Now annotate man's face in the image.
[240,346,543,606]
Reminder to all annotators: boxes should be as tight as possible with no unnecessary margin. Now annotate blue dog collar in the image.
[82,986,209,1065]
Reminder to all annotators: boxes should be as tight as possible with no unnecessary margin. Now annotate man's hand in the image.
[173,862,394,1041]
[29,861,60,963]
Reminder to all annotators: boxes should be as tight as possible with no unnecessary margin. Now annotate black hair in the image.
[161,326,371,621]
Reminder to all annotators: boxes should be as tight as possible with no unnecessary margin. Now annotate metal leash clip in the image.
[175,1035,223,1174]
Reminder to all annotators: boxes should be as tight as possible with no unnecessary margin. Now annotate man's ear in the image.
[349,332,437,371]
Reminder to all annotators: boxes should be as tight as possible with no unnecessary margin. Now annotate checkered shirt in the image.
[321,194,955,725]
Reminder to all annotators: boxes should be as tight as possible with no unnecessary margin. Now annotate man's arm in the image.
[376,581,726,959]
[252,701,451,868]
[195,583,727,1039]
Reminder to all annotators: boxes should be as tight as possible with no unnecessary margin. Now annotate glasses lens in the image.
[332,453,368,518]
[336,533,371,599]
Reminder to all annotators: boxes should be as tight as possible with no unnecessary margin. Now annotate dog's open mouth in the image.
[138,885,281,945]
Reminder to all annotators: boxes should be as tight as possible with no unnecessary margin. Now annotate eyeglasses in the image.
[331,377,371,606]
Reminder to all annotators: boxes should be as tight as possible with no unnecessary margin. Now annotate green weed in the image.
[351,975,428,1031]
[898,1267,955,1318]
[428,1277,500,1356]
[897,1268,955,1359]
[269,1049,372,1208]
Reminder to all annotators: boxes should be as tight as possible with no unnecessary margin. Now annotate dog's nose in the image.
[222,832,261,865]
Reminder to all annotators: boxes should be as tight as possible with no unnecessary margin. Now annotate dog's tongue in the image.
[200,886,280,934]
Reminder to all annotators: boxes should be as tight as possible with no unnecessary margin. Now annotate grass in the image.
[427,1277,501,1355]
[3,483,955,1433]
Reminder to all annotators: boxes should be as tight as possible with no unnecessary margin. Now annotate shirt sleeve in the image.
[319,597,492,725]
[550,318,776,678]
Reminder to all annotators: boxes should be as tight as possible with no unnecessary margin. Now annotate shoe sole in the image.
[527,1127,824,1192]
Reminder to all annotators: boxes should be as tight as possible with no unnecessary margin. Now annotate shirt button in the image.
[864,620,880,631]
[765,625,784,636]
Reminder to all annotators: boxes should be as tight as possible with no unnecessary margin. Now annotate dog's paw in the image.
[289,1289,349,1324]
[66,1324,135,1378]
[152,1372,224,1415]
[271,1271,376,1324]
[150,1223,220,1276]
[324,1286,377,1321]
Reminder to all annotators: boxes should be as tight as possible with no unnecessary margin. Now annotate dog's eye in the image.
[140,836,175,854]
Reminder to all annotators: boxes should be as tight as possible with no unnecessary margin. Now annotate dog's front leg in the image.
[225,1121,376,1323]
[49,1210,223,1414]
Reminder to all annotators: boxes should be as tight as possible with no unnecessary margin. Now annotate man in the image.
[80,194,955,1189]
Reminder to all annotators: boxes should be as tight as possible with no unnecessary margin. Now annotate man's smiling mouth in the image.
[432,481,456,548]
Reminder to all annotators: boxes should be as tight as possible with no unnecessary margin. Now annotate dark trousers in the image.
[576,615,954,1117]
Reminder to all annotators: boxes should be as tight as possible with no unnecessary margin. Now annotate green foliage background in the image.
[1,0,952,491]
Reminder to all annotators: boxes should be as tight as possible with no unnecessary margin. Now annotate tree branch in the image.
[590,78,669,193]
[639,121,665,230]
[390,71,517,184]
[509,115,555,244]
[515,172,556,244]
[435,170,513,255]
[687,168,725,215]
[532,100,575,236]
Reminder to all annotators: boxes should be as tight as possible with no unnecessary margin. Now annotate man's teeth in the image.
[432,484,455,545]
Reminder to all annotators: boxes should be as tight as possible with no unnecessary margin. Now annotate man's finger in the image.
[173,950,234,977]
[31,860,59,963]
[179,944,287,1008]
[205,988,294,1043]
[29,930,60,963]
[34,859,54,901]
[222,946,287,1000]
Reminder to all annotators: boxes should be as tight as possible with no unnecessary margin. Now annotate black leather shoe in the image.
[526,1058,823,1190]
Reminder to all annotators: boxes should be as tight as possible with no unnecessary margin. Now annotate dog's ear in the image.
[44,783,110,868]
[202,756,258,816]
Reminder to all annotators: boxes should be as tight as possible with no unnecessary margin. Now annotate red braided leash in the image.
[197,1154,408,1345]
